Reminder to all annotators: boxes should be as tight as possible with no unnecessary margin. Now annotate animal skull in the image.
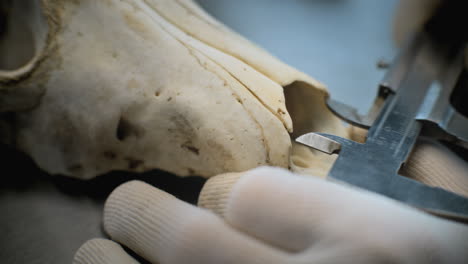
[0,0,347,179]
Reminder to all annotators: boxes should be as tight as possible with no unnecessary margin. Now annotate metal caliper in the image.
[296,3,468,221]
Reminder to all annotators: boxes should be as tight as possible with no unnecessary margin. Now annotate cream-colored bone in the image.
[0,0,347,179]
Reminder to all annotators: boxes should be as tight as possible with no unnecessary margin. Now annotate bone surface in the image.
[0,0,346,179]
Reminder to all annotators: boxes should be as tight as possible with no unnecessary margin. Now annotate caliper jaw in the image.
[296,133,468,221]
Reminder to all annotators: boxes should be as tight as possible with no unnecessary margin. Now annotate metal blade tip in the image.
[295,133,341,154]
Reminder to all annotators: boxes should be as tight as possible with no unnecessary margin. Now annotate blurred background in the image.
[197,0,398,112]
[0,1,398,263]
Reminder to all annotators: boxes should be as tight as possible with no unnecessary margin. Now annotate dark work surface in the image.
[0,144,206,263]
[0,1,397,263]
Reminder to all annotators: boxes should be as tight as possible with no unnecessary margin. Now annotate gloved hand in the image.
[74,142,468,264]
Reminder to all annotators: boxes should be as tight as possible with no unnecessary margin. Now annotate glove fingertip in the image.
[73,238,139,264]
[198,172,243,217]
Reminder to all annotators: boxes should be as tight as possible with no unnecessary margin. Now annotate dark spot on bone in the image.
[155,91,160,97]
[169,113,196,139]
[236,98,242,104]
[116,117,131,140]
[181,141,199,155]
[187,168,196,175]
[167,97,172,101]
[103,151,117,160]
[116,116,143,141]
[277,108,286,115]
[125,157,144,170]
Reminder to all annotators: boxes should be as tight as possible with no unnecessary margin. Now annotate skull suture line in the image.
[0,0,347,179]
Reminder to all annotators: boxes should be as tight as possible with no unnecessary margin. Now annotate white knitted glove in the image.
[74,151,468,264]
